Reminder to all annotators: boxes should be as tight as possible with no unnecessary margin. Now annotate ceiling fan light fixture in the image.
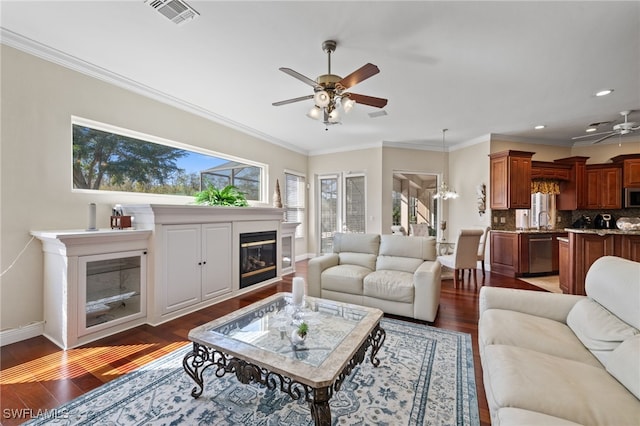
[342,97,356,113]
[328,109,340,123]
[314,90,330,107]
[307,106,322,120]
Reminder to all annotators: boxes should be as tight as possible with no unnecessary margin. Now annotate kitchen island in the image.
[560,228,640,295]
[490,229,568,278]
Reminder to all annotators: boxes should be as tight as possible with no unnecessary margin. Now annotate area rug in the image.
[518,275,562,293]
[25,318,479,426]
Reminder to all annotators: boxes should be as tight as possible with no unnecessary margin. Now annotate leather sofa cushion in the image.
[480,309,602,368]
[497,408,582,426]
[338,252,377,270]
[376,255,424,273]
[333,233,380,255]
[585,256,640,329]
[567,298,638,365]
[321,264,371,295]
[606,334,640,399]
[379,235,437,261]
[363,270,414,303]
[483,344,640,426]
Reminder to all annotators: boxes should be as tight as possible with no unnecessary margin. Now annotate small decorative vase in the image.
[291,330,306,345]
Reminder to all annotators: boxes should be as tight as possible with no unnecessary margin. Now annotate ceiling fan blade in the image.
[346,93,388,108]
[337,63,380,90]
[592,133,617,144]
[279,68,319,88]
[272,94,314,106]
[571,131,614,140]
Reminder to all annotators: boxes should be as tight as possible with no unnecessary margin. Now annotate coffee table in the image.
[182,292,386,425]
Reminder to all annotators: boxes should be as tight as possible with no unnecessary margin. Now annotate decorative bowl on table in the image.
[616,217,640,231]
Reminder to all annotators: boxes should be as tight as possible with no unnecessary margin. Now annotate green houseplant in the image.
[194,184,249,207]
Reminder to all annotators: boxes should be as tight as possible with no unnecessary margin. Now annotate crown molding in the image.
[0,28,309,156]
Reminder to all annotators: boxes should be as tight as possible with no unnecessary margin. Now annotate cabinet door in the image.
[558,239,569,293]
[573,233,615,295]
[490,232,519,277]
[620,235,640,262]
[163,225,201,314]
[585,169,601,209]
[201,223,232,300]
[510,157,532,208]
[490,155,509,209]
[623,159,640,187]
[600,168,622,209]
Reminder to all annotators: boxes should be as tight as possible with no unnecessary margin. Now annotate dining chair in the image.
[477,226,491,276]
[437,229,484,288]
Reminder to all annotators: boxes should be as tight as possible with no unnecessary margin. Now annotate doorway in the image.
[392,172,438,236]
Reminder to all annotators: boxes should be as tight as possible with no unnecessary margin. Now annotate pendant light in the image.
[433,129,459,200]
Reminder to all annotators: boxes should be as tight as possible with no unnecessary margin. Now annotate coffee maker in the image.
[594,213,616,229]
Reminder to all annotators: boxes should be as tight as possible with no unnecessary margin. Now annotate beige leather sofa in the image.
[479,256,640,425]
[307,233,442,322]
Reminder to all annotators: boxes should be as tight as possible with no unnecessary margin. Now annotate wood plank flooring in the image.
[0,261,544,426]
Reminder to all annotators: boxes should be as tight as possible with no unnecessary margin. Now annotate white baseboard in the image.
[0,321,44,347]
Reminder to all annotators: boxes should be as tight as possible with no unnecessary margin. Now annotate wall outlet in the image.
[500,217,506,224]
[493,216,498,223]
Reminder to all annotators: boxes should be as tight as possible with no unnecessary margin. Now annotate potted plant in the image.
[193,184,249,207]
[291,321,308,345]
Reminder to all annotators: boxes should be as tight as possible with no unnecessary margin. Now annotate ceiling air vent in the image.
[368,110,388,119]
[147,0,199,25]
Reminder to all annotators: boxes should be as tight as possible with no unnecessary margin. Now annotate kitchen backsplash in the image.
[492,208,640,231]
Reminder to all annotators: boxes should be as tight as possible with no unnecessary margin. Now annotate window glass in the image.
[72,120,264,201]
[284,172,306,238]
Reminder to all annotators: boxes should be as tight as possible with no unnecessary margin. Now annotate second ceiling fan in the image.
[273,40,388,125]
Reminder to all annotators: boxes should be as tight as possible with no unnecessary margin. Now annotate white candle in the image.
[292,277,305,306]
[87,203,97,231]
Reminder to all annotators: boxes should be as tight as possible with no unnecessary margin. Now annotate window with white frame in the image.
[72,117,266,201]
[284,171,305,238]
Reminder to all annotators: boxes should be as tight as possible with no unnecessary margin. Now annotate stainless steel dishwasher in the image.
[529,235,553,274]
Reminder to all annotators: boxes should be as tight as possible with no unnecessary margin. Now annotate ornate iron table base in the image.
[183,323,385,425]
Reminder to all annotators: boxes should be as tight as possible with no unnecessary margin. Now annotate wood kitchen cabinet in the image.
[565,231,640,296]
[490,231,519,276]
[489,150,535,209]
[558,237,569,293]
[585,164,622,209]
[531,161,571,181]
[555,157,588,210]
[612,154,640,188]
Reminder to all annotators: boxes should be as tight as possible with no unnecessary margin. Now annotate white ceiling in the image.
[2,1,639,155]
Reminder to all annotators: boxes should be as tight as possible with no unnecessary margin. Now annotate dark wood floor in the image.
[0,261,545,426]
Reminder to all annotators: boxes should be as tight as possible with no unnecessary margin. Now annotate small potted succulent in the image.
[291,321,308,345]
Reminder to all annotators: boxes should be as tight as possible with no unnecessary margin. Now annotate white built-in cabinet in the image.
[31,229,151,349]
[162,223,232,315]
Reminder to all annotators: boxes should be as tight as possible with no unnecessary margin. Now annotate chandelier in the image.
[433,129,459,200]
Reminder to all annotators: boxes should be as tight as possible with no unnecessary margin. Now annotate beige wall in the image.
[0,46,307,330]
[571,138,640,163]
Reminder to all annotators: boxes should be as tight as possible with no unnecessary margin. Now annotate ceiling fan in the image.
[272,40,388,126]
[571,111,640,144]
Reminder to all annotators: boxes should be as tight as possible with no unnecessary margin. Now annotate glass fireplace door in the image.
[77,250,146,336]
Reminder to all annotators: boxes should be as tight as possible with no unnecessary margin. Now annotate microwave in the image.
[625,188,640,208]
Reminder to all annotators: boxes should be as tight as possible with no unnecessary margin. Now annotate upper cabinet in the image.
[531,161,571,181]
[555,157,589,211]
[585,164,622,209]
[489,150,535,209]
[612,154,640,188]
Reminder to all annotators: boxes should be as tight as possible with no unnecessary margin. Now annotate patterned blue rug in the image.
[25,318,479,425]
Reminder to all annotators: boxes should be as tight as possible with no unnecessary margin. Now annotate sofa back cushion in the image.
[333,233,380,270]
[585,256,640,329]
[606,334,640,399]
[567,298,638,365]
[376,235,437,273]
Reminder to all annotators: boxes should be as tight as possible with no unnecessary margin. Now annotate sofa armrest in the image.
[413,260,442,322]
[307,254,339,298]
[479,286,585,324]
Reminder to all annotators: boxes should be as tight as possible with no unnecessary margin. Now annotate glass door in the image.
[318,174,339,254]
[78,250,146,336]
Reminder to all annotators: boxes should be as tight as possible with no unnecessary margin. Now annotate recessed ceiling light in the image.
[595,89,614,97]
[586,127,597,132]
[534,125,546,130]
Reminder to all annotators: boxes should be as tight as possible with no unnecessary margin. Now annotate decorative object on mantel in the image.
[476,183,486,216]
[273,179,282,208]
[193,184,248,206]
[433,129,459,200]
[87,203,97,231]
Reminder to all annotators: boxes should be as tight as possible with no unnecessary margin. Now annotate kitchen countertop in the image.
[492,228,640,235]
[491,229,569,234]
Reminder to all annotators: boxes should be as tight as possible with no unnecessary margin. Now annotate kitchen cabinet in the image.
[531,161,571,181]
[555,157,588,210]
[489,150,535,209]
[490,231,519,276]
[162,223,232,315]
[585,164,622,209]
[612,154,640,188]
[558,237,569,293]
[490,231,567,277]
[565,231,640,295]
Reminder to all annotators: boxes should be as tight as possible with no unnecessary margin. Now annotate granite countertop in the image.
[564,228,640,235]
[491,229,569,234]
